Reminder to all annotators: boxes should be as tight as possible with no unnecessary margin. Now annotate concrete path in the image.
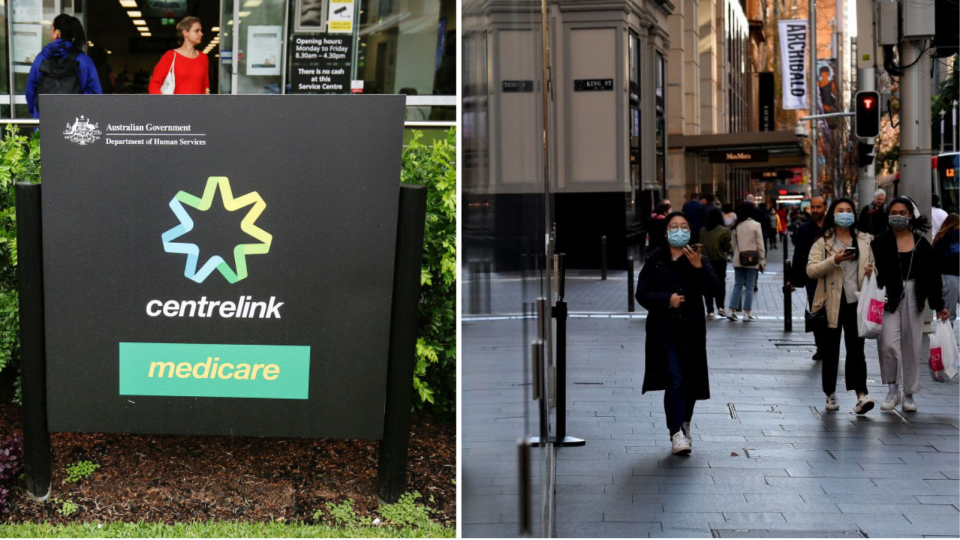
[463,299,960,537]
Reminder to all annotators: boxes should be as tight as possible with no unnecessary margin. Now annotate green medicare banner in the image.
[119,343,310,399]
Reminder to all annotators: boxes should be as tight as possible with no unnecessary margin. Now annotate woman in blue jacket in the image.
[26,14,101,118]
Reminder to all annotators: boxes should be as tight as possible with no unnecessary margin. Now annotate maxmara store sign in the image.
[40,95,406,439]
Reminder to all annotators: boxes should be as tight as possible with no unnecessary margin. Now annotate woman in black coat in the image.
[635,211,721,455]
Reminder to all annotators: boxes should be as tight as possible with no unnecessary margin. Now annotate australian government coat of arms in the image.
[63,116,102,145]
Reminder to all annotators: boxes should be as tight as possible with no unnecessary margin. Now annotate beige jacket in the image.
[732,219,766,268]
[806,231,875,329]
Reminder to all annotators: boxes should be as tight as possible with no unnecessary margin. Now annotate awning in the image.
[669,130,807,169]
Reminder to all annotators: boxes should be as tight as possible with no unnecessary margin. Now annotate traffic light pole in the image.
[857,67,877,211]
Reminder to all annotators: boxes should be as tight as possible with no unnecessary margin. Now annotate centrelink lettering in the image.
[146,296,284,318]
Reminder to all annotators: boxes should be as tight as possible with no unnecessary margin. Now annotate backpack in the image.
[37,50,82,109]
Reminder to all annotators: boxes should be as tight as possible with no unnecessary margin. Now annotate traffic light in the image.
[857,141,875,167]
[855,91,881,138]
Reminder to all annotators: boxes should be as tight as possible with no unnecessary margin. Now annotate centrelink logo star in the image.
[161,177,272,284]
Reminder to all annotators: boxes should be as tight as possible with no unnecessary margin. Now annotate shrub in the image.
[400,129,456,420]
[0,428,24,513]
[0,124,40,404]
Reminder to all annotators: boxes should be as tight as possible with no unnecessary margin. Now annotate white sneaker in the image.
[744,314,758,322]
[902,394,918,412]
[825,393,840,410]
[671,431,691,455]
[682,422,692,447]
[718,308,727,317]
[853,395,875,415]
[881,390,901,411]
[726,311,739,321]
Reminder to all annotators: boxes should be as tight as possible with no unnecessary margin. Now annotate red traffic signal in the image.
[855,91,880,138]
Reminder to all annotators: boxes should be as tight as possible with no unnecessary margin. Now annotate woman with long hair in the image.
[25,14,101,118]
[727,203,765,321]
[932,213,959,323]
[700,207,731,319]
[871,197,950,412]
[806,198,876,414]
[149,17,210,94]
[635,212,720,455]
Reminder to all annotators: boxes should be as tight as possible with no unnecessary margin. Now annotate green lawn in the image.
[0,520,455,538]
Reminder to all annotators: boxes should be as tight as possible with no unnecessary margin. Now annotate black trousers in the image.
[704,258,727,312]
[821,293,868,395]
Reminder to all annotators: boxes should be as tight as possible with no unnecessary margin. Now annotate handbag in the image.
[160,52,176,95]
[734,224,760,266]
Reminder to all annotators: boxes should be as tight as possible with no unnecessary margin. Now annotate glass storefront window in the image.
[356,0,454,119]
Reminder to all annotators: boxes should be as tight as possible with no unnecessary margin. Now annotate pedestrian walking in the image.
[683,193,706,244]
[148,17,210,95]
[871,197,950,413]
[790,196,828,360]
[700,207,731,319]
[859,189,888,236]
[721,203,737,230]
[25,14,101,119]
[727,204,765,321]
[647,202,672,253]
[932,213,959,323]
[767,206,779,249]
[635,212,720,455]
[931,194,949,238]
[805,198,876,415]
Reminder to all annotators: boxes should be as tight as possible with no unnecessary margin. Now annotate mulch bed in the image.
[0,371,455,526]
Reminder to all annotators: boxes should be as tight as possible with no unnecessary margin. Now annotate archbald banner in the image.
[779,19,809,110]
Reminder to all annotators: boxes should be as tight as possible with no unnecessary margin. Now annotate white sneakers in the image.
[726,311,739,321]
[671,431,691,455]
[854,395,876,415]
[881,389,901,411]
[825,393,840,410]
[902,394,918,412]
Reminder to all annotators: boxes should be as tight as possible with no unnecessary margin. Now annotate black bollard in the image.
[601,236,607,280]
[627,257,635,312]
[783,259,793,332]
[377,185,428,504]
[16,183,51,501]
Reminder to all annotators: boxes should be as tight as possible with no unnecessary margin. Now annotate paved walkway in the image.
[463,305,960,537]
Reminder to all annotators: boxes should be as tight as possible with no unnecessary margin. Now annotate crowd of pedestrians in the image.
[638,191,958,455]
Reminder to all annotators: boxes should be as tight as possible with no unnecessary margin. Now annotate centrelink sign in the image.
[40,95,405,439]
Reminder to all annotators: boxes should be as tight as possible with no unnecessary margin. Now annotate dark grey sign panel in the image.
[574,79,613,92]
[502,80,534,93]
[40,95,405,439]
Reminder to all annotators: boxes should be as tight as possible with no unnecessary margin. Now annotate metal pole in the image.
[857,66,877,211]
[897,38,933,230]
[600,236,607,280]
[377,185,428,504]
[627,256,635,312]
[783,230,793,332]
[16,183,51,502]
[810,0,819,196]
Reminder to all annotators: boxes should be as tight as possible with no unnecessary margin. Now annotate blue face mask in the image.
[667,228,690,248]
[834,212,855,229]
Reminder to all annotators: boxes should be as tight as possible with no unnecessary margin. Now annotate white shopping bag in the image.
[930,320,960,380]
[857,272,885,339]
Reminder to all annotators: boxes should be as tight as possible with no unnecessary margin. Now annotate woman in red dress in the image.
[148,17,209,94]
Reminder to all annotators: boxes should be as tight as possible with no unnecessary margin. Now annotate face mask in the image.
[834,212,855,229]
[889,215,910,230]
[667,229,690,248]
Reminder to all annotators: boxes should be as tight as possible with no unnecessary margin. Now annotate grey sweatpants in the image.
[879,281,923,395]
[943,274,959,323]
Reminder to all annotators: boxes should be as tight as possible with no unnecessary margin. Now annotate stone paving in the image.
[462,266,960,538]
